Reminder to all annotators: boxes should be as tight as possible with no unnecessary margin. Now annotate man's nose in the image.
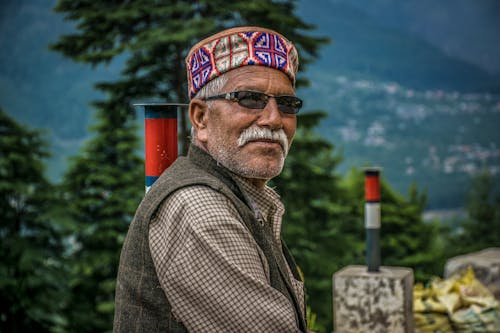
[256,98,283,129]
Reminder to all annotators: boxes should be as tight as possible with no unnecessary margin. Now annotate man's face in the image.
[203,66,297,186]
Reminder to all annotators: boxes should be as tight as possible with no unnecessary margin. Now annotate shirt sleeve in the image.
[149,185,301,333]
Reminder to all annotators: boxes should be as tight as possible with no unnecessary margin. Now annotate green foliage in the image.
[58,103,144,332]
[451,171,500,254]
[0,109,67,332]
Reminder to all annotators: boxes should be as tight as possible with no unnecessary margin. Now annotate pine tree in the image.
[58,102,143,332]
[456,171,500,253]
[0,109,67,332]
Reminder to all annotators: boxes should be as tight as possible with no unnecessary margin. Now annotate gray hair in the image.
[194,74,228,100]
[190,74,228,141]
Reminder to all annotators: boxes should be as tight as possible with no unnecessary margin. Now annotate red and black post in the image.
[135,103,186,192]
[365,167,381,272]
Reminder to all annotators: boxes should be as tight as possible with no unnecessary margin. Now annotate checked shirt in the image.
[149,173,305,332]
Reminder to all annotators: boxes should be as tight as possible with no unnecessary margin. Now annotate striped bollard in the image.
[135,103,186,192]
[333,167,414,332]
[365,167,381,272]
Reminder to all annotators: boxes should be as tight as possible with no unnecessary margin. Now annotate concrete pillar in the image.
[333,265,414,333]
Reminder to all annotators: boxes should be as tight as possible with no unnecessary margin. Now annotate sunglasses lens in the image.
[276,96,302,114]
[235,91,302,114]
[237,92,267,109]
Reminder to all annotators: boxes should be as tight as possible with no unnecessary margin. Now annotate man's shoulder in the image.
[155,185,240,232]
[154,156,225,191]
[168,184,230,207]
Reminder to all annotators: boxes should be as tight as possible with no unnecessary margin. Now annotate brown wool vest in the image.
[113,145,306,332]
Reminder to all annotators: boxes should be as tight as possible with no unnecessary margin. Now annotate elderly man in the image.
[113,26,306,332]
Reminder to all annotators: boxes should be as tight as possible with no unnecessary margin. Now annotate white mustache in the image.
[237,126,289,154]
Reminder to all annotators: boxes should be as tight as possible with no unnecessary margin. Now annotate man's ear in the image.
[189,98,209,143]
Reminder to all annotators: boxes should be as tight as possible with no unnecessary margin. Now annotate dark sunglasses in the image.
[204,90,302,114]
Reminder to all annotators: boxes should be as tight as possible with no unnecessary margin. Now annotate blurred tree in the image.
[50,0,328,331]
[0,109,67,332]
[57,101,144,332]
[455,171,500,253]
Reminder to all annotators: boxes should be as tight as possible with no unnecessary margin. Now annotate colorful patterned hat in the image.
[186,26,299,99]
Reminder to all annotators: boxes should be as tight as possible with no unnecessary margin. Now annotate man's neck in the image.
[246,177,267,189]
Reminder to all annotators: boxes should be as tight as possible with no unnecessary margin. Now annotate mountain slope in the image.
[297,0,499,92]
[344,0,500,75]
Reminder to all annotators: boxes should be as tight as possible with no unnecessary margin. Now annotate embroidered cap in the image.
[186,26,299,99]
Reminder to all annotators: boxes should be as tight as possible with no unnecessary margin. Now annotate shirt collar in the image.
[232,174,285,238]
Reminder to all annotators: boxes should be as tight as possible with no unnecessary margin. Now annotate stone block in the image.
[333,265,414,333]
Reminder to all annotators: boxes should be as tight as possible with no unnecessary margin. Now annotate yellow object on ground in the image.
[414,267,500,333]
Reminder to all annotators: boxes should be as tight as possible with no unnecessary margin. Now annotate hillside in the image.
[296,0,500,208]
[0,1,116,139]
[0,0,121,178]
[345,0,500,75]
[303,73,500,208]
[297,0,499,92]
